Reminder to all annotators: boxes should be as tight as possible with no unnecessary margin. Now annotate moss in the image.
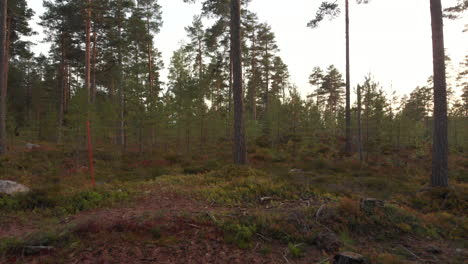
[0,229,75,256]
[208,165,268,180]
[0,187,131,215]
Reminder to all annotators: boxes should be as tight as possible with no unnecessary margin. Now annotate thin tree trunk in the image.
[365,89,370,163]
[197,37,204,147]
[264,43,270,134]
[65,63,70,111]
[430,0,448,187]
[250,33,257,120]
[147,41,154,96]
[58,35,67,144]
[231,0,247,164]
[227,47,233,138]
[117,5,125,152]
[85,0,92,104]
[91,20,98,104]
[357,85,363,163]
[345,0,352,154]
[0,1,8,155]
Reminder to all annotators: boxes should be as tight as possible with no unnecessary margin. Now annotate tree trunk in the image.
[58,35,67,144]
[250,33,257,120]
[231,0,247,164]
[91,20,98,104]
[345,0,352,154]
[430,0,449,187]
[85,0,92,104]
[357,85,363,163]
[117,5,125,153]
[0,0,7,155]
[264,43,270,134]
[2,18,10,139]
[147,41,154,97]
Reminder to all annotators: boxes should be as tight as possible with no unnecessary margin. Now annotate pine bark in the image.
[0,0,7,155]
[91,20,98,104]
[250,32,257,120]
[430,0,449,187]
[85,0,92,104]
[231,0,247,164]
[58,35,67,144]
[345,0,352,154]
[357,85,363,163]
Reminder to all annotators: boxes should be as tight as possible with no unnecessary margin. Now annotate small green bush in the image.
[222,223,257,249]
[288,243,304,258]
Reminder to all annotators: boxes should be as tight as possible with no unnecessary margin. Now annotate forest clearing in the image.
[0,0,467,263]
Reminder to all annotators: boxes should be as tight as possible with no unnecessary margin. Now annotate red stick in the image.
[86,121,95,187]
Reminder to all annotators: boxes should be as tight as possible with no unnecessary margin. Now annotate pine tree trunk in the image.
[117,6,125,152]
[249,32,257,119]
[0,0,7,155]
[264,43,270,135]
[345,0,352,154]
[91,21,98,104]
[147,41,154,96]
[58,36,66,144]
[85,0,92,104]
[357,85,363,163]
[2,18,10,140]
[231,0,247,164]
[430,0,449,187]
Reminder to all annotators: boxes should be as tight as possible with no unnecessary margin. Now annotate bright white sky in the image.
[26,0,467,99]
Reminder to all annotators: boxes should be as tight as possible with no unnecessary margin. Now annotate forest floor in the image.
[0,142,467,263]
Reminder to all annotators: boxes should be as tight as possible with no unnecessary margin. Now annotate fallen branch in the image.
[400,245,422,261]
[318,257,330,264]
[256,233,272,242]
[207,212,218,224]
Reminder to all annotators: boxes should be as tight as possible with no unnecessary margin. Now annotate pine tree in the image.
[0,0,7,155]
[231,0,246,164]
[308,0,370,154]
[257,23,278,137]
[430,0,449,187]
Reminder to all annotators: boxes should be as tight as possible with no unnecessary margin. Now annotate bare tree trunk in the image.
[85,0,92,104]
[147,41,154,96]
[430,0,448,187]
[227,47,233,139]
[231,0,247,164]
[249,36,257,121]
[264,43,270,135]
[0,1,7,155]
[357,85,363,163]
[117,7,125,153]
[58,35,67,144]
[65,63,70,111]
[91,20,98,104]
[345,0,352,154]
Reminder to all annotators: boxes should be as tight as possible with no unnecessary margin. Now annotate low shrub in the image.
[222,222,257,249]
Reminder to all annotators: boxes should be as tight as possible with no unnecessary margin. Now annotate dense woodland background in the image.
[0,0,465,161]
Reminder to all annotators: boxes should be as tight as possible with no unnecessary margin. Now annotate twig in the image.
[400,245,422,261]
[207,212,218,224]
[318,257,330,264]
[315,204,326,222]
[256,233,272,242]
[315,204,333,233]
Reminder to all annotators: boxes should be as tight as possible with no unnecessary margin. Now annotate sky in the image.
[26,0,467,99]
